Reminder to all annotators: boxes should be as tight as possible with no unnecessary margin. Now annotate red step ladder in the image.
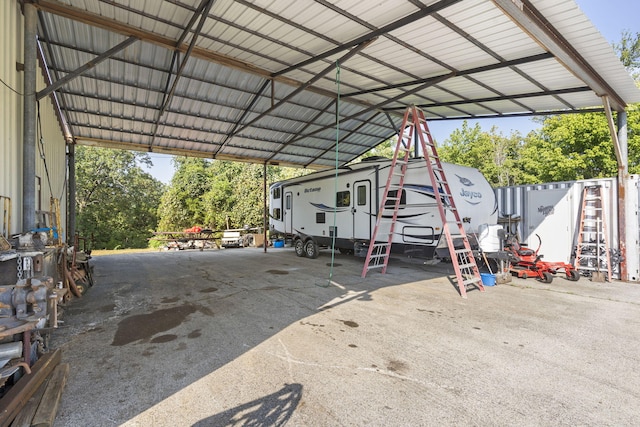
[361,105,483,298]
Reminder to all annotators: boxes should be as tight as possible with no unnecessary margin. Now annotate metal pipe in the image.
[22,2,37,233]
[263,162,268,253]
[617,111,629,281]
[68,142,76,244]
[603,96,628,281]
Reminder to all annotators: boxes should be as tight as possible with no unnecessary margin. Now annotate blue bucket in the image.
[480,273,496,287]
[273,239,285,248]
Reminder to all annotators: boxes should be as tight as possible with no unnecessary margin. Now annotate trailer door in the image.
[352,180,372,239]
[284,191,293,234]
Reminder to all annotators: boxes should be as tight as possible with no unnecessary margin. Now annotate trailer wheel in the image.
[541,271,553,283]
[294,239,305,257]
[566,269,580,281]
[304,239,319,259]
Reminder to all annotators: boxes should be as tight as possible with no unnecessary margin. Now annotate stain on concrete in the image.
[188,329,202,339]
[99,304,115,313]
[341,320,359,328]
[111,303,197,346]
[172,372,187,381]
[176,342,187,350]
[387,360,407,372]
[161,296,181,303]
[150,334,178,344]
[326,263,342,267]
[348,344,357,348]
[142,349,154,357]
[195,304,214,317]
[199,287,218,293]
[261,285,282,290]
[266,269,289,275]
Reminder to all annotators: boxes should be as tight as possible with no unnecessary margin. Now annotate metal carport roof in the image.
[32,0,640,169]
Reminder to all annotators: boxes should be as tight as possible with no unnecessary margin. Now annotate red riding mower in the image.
[505,234,580,283]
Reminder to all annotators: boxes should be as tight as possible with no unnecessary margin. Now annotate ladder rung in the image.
[458,262,476,269]
[462,277,481,285]
[372,242,389,248]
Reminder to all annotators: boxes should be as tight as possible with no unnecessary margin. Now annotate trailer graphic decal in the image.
[455,174,475,187]
[310,202,349,212]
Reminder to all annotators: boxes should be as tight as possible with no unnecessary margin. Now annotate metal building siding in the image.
[495,176,640,281]
[1,3,67,237]
[1,0,23,236]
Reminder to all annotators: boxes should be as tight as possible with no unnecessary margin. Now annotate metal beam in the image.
[36,36,138,101]
[220,38,377,153]
[382,86,592,111]
[215,79,271,156]
[265,100,337,163]
[150,0,216,149]
[31,0,367,107]
[67,141,76,244]
[23,2,38,232]
[272,0,463,77]
[492,0,627,112]
[304,112,382,168]
[285,72,456,148]
[603,95,628,281]
[344,53,553,97]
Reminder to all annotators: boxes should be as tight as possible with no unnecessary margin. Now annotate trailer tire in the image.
[294,239,305,257]
[304,239,319,259]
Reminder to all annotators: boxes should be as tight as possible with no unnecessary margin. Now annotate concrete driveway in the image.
[50,248,640,426]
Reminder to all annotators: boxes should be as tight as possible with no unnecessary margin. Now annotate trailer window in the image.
[357,185,367,206]
[385,189,406,206]
[273,187,281,199]
[336,190,350,207]
[316,212,325,223]
[272,208,281,220]
[286,194,292,209]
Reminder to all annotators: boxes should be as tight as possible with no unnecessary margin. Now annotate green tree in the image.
[75,146,164,249]
[614,30,640,81]
[438,121,525,186]
[156,158,311,232]
[354,136,397,162]
[157,157,212,231]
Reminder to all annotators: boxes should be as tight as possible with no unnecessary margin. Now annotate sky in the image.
[144,0,640,184]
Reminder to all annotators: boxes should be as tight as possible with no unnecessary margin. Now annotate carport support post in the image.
[22,1,37,232]
[263,162,268,253]
[618,111,638,281]
[604,96,630,281]
[68,141,76,244]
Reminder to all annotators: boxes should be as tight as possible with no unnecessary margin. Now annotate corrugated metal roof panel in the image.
[36,0,640,168]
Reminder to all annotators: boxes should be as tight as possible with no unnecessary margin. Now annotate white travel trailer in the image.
[269,157,498,259]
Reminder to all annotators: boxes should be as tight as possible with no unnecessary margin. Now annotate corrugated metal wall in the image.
[1,1,67,239]
[495,176,640,281]
[1,0,22,237]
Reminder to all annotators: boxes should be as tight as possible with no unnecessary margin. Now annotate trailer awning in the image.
[34,0,640,168]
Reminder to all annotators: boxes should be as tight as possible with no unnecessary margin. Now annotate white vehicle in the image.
[269,157,498,259]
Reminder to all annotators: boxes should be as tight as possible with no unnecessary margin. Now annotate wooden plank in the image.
[31,363,69,427]
[0,349,61,427]
[9,379,48,427]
